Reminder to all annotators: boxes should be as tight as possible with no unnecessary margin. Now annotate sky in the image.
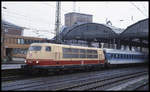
[2,1,149,39]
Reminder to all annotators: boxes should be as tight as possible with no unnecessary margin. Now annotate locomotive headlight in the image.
[36,61,39,63]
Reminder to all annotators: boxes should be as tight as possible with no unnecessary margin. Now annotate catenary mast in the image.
[55,1,61,43]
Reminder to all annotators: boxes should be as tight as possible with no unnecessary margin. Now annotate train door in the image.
[44,46,53,60]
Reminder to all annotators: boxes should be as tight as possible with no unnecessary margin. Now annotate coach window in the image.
[111,54,113,59]
[120,54,122,59]
[126,54,128,59]
[135,55,137,59]
[124,54,126,59]
[45,46,51,51]
[115,54,118,58]
[133,55,134,59]
[117,54,119,58]
[113,54,115,59]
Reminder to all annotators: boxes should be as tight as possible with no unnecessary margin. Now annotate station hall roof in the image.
[60,23,124,41]
[54,18,148,45]
[120,18,148,40]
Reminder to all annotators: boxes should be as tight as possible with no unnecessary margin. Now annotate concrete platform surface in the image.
[1,64,25,70]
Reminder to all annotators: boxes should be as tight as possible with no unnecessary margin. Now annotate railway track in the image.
[2,66,148,91]
[134,82,149,90]
[0,64,134,82]
[2,75,42,82]
[54,71,148,90]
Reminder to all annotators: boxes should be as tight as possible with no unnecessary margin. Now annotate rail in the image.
[54,71,148,90]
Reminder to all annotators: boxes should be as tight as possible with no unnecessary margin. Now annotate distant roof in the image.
[120,18,148,39]
[65,12,93,16]
[2,20,24,30]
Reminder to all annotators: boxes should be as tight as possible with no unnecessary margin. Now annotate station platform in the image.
[1,64,25,70]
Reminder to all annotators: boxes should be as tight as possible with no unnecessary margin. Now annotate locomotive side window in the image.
[80,49,86,54]
[63,54,72,58]
[71,48,79,53]
[62,47,98,59]
[63,48,79,58]
[93,55,98,58]
[71,54,79,58]
[63,48,71,53]
[28,46,41,51]
[86,49,98,58]
[79,49,86,58]
[45,46,51,51]
[80,54,86,58]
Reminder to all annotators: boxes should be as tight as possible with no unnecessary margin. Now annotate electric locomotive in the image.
[21,43,106,72]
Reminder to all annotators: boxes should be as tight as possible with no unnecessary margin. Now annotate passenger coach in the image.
[103,48,148,65]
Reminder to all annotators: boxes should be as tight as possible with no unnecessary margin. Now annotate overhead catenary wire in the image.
[2,11,55,32]
[130,2,148,17]
[2,10,54,25]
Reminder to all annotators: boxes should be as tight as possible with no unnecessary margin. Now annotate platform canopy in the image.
[2,20,24,30]
[60,23,124,41]
[119,18,148,40]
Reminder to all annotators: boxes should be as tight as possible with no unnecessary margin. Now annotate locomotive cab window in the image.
[28,46,41,51]
[45,46,51,51]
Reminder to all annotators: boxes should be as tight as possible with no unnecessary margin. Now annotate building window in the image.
[12,48,18,54]
[21,38,24,44]
[24,39,27,44]
[17,38,21,44]
[27,40,29,44]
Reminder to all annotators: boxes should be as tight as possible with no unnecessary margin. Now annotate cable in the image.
[42,3,69,13]
[141,3,147,13]
[130,2,147,17]
[2,12,56,32]
[1,16,52,28]
[3,10,53,25]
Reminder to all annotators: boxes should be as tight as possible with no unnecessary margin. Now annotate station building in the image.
[65,12,93,27]
[1,20,49,62]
